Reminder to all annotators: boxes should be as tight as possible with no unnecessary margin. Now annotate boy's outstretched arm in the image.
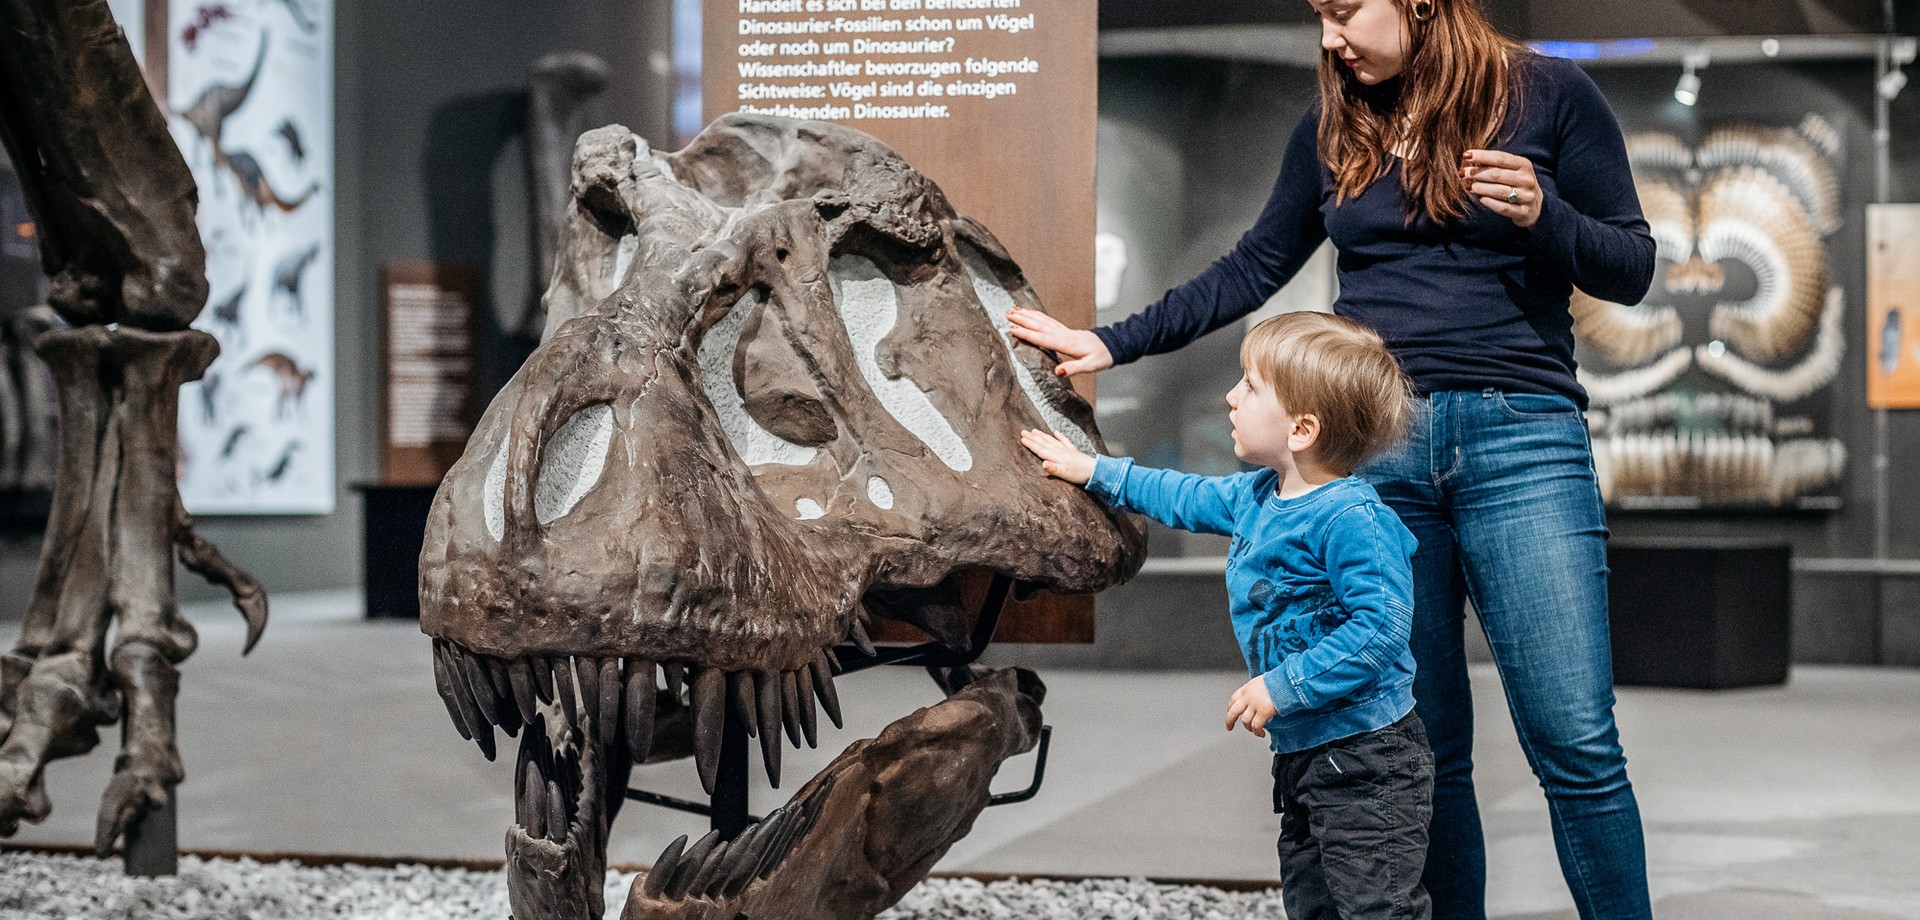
[1019,429,1095,484]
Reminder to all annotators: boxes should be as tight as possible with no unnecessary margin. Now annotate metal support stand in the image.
[625,574,1053,830]
[712,705,752,840]
[122,785,178,876]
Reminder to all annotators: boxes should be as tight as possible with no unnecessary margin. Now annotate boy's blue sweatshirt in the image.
[1087,456,1419,754]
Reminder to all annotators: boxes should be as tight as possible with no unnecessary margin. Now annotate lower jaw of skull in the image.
[507,709,609,920]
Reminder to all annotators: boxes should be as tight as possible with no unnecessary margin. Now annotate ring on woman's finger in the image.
[1505,186,1520,205]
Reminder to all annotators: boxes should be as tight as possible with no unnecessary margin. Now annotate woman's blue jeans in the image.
[1358,390,1653,920]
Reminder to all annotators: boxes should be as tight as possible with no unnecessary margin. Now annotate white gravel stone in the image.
[0,853,1288,919]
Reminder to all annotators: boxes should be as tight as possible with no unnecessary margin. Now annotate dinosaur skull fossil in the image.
[418,114,1144,919]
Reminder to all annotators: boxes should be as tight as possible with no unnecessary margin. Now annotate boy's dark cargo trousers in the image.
[1272,712,1435,920]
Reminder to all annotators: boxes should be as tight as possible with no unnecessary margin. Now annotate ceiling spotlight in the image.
[1883,68,1910,101]
[1885,38,1918,101]
[1675,51,1709,107]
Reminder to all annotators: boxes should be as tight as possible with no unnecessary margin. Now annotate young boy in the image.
[1021,311,1433,920]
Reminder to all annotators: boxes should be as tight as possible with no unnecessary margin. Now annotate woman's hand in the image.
[1462,149,1544,229]
[1019,429,1096,485]
[1006,308,1114,377]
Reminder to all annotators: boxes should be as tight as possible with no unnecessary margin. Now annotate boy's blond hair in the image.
[1239,312,1414,474]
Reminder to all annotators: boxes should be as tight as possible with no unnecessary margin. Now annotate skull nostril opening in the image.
[775,248,790,263]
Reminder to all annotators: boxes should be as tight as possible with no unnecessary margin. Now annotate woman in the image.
[1008,1,1656,918]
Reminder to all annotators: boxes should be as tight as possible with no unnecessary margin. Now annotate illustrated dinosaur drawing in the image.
[173,28,268,169]
[220,150,318,222]
[199,369,221,425]
[208,284,244,344]
[275,118,305,164]
[269,243,321,319]
[247,351,313,418]
[180,5,236,52]
[256,439,297,485]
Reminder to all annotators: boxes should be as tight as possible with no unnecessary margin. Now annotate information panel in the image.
[704,0,1095,341]
[703,0,1098,643]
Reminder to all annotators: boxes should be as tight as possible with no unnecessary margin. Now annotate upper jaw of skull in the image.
[421,117,1142,674]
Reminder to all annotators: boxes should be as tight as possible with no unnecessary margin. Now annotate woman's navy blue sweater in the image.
[1092,55,1655,408]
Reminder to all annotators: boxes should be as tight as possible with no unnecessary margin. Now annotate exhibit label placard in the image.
[1869,204,1920,409]
[703,0,1096,340]
[703,0,1098,642]
[380,263,480,485]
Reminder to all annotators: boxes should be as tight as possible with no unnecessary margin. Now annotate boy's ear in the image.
[1289,413,1321,453]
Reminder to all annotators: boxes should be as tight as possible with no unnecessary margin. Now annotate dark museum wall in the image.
[1,0,1916,671]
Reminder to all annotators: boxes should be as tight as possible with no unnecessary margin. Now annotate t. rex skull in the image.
[418,114,1144,920]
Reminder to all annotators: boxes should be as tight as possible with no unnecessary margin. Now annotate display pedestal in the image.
[1607,538,1791,689]
[354,483,436,619]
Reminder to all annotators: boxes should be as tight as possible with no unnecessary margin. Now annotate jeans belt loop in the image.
[1482,387,1496,398]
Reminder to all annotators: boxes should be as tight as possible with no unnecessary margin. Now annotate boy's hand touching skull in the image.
[1020,428,1096,485]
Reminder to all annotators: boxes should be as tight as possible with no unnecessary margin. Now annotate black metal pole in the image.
[712,707,751,841]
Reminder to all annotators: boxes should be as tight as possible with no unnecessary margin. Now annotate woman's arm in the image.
[1475,61,1656,306]
[1089,109,1332,367]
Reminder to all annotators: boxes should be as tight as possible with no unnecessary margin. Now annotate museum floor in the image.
[2,591,1917,920]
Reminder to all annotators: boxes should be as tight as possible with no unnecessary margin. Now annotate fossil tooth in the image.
[441,645,496,759]
[430,641,474,741]
[577,655,602,725]
[755,670,782,788]
[642,834,688,898]
[811,653,842,729]
[663,662,687,702]
[485,655,516,706]
[553,655,579,727]
[457,648,504,728]
[598,657,623,751]
[690,828,732,897]
[780,669,806,748]
[729,670,758,739]
[522,758,548,840]
[545,778,568,843]
[713,818,771,898]
[848,619,876,657]
[625,657,657,764]
[793,668,818,746]
[531,655,557,704]
[507,658,541,725]
[753,804,800,881]
[513,736,534,830]
[692,668,727,794]
[665,829,721,899]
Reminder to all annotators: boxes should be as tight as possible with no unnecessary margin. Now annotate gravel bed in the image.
[0,851,1289,919]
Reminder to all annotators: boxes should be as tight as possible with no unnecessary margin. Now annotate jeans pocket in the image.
[1493,390,1579,420]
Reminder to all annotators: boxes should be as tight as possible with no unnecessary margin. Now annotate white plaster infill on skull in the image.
[794,498,826,519]
[697,290,820,467]
[534,403,616,524]
[483,442,508,541]
[828,254,973,472]
[866,475,894,509]
[959,242,1099,457]
[478,402,618,540]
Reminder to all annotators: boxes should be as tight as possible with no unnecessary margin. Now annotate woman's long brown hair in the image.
[1317,0,1525,224]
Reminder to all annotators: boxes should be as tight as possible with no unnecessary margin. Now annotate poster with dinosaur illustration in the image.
[163,0,335,513]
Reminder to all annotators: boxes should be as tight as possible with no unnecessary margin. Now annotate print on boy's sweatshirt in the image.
[1246,579,1354,663]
